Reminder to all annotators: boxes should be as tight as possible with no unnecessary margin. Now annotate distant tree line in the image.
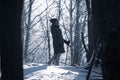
[22,0,88,66]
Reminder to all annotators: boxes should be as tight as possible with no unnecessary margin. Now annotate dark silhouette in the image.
[48,18,70,65]
[0,0,23,80]
[91,0,120,80]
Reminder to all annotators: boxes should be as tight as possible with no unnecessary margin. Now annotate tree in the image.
[23,0,34,62]
[92,0,120,79]
[69,0,74,66]
[0,0,23,80]
[73,0,81,66]
[46,0,51,61]
[85,0,94,62]
[57,0,61,21]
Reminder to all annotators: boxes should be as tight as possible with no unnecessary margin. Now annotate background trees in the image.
[1,0,120,79]
[22,0,88,66]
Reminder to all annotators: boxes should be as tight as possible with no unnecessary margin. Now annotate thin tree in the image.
[24,0,34,62]
[46,0,51,61]
[85,0,94,62]
[57,0,61,21]
[73,0,81,66]
[69,0,74,66]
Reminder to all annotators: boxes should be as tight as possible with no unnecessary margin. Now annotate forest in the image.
[1,0,120,80]
[22,0,88,66]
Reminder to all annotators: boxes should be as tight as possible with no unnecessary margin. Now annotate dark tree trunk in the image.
[0,0,23,80]
[92,0,120,80]
[85,0,95,62]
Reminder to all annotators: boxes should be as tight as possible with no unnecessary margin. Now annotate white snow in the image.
[24,63,102,80]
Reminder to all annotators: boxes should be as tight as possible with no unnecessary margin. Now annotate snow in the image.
[24,63,102,80]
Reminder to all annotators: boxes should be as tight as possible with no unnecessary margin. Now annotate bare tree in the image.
[69,0,74,66]
[24,0,34,62]
[73,0,81,66]
[46,0,51,61]
[57,0,61,20]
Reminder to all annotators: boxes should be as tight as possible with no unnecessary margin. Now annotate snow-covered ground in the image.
[24,63,103,80]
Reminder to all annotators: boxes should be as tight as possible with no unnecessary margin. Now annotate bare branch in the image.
[28,38,45,54]
[30,1,55,25]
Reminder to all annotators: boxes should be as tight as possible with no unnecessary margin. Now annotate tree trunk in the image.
[85,0,94,62]
[46,0,51,61]
[24,0,32,62]
[69,0,74,66]
[92,0,120,79]
[1,0,23,80]
[57,0,61,21]
[73,0,81,66]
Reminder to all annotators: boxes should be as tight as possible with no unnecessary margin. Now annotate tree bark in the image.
[73,0,81,66]
[92,0,120,79]
[85,0,94,62]
[0,0,23,80]
[69,0,74,66]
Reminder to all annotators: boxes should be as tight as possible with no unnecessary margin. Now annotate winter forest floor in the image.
[24,63,103,80]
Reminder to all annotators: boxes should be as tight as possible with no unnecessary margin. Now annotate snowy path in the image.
[24,63,102,80]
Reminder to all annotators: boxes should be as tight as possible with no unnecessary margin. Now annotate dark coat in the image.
[51,24,65,53]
